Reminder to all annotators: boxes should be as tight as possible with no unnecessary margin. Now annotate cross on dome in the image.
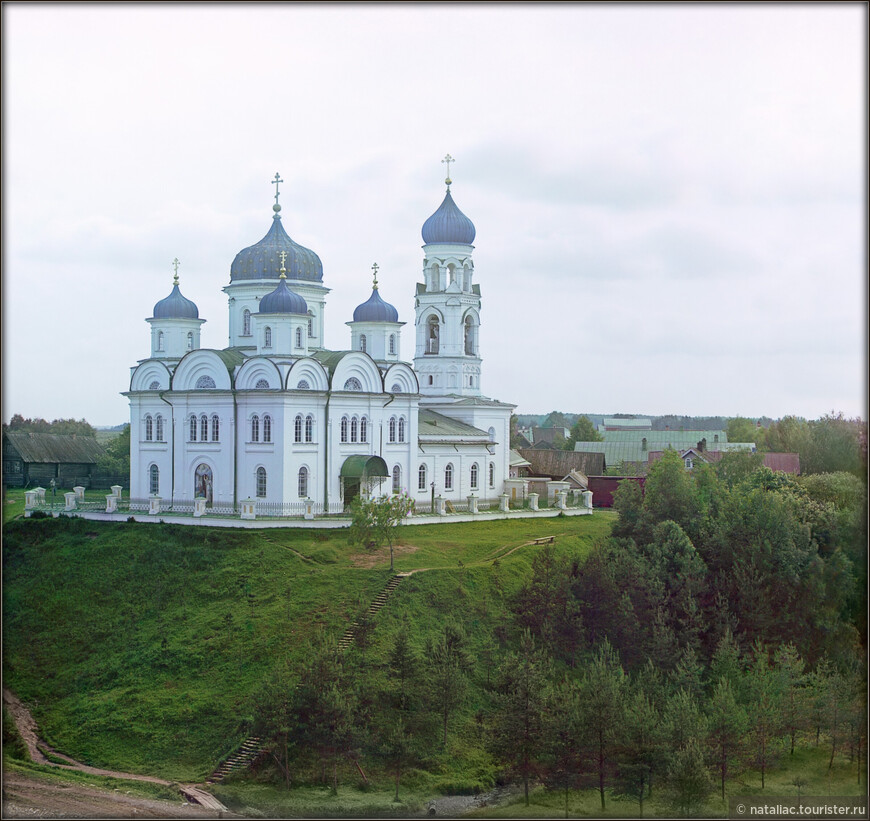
[272,172,283,213]
[442,153,454,188]
[278,250,288,278]
[172,257,180,285]
[371,262,379,290]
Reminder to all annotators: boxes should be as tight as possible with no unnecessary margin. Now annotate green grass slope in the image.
[2,513,613,783]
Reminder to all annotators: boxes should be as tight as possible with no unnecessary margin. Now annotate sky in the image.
[3,4,866,427]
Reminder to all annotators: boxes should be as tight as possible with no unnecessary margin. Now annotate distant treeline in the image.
[514,412,778,431]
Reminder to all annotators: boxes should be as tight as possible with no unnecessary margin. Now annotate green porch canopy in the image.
[339,455,389,479]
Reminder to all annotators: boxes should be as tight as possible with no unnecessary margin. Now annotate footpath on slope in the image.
[2,688,237,817]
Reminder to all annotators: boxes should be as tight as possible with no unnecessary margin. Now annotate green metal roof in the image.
[418,409,489,437]
[339,455,389,479]
[602,429,729,446]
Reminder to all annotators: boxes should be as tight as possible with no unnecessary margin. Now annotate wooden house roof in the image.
[4,432,106,464]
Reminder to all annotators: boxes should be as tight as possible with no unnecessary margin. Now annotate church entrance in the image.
[194,463,213,506]
[339,455,389,511]
[342,478,361,510]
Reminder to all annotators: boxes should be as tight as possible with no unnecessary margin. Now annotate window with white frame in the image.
[389,416,397,443]
[391,383,402,393]
[145,414,153,441]
[256,466,267,498]
[360,416,368,443]
[398,416,406,443]
[344,377,362,391]
[351,416,359,443]
[360,334,367,353]
[157,331,164,352]
[298,466,308,498]
[305,415,314,442]
[308,312,314,337]
[189,416,197,441]
[295,327,303,348]
[389,334,396,355]
[251,415,260,442]
[243,309,251,336]
[155,415,164,441]
[264,326,272,347]
[200,414,208,441]
[263,414,272,443]
[340,416,348,443]
[418,463,427,491]
[187,331,194,351]
[445,463,453,490]
[489,462,495,487]
[211,415,219,441]
[149,380,161,390]
[195,375,216,389]
[255,378,269,389]
[470,462,479,490]
[149,464,159,495]
[392,465,401,495]
[295,414,303,443]
[297,379,310,390]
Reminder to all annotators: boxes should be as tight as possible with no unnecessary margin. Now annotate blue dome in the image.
[353,288,399,323]
[152,283,199,319]
[231,214,323,282]
[421,189,476,244]
[258,277,308,315]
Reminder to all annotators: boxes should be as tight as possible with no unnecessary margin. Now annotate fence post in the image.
[499,493,510,512]
[64,492,77,511]
[73,486,85,501]
[528,492,539,511]
[105,495,118,513]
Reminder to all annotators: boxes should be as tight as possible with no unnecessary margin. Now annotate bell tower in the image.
[414,156,482,397]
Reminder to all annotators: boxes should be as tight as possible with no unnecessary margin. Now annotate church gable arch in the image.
[235,357,283,391]
[130,360,172,392]
[331,353,382,394]
[286,357,329,392]
[171,351,232,391]
[384,363,418,395]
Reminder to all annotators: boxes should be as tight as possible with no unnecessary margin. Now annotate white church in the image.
[126,165,515,515]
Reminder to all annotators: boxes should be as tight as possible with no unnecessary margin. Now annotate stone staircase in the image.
[338,573,408,652]
[205,736,265,784]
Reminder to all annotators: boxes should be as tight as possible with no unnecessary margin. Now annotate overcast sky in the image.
[3,4,866,427]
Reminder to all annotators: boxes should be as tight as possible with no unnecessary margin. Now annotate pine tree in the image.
[707,677,747,801]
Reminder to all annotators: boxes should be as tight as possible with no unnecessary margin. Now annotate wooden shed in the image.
[2,431,106,488]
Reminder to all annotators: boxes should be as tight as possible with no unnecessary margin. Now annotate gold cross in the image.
[272,172,283,205]
[172,257,180,285]
[442,153,454,186]
[278,250,288,278]
[371,262,379,290]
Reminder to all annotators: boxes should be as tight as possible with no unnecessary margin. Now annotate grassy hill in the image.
[2,513,614,784]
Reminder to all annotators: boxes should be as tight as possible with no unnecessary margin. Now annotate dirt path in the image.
[2,689,236,817]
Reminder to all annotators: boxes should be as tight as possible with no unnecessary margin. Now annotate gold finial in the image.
[278,250,288,278]
[272,172,283,213]
[172,257,180,285]
[371,262,379,290]
[442,153,454,188]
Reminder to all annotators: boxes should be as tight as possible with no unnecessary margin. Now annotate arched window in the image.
[641,437,647,452]
[195,375,216,389]
[263,414,272,443]
[295,327,303,348]
[189,415,197,441]
[428,375,434,386]
[340,416,348,443]
[157,331,164,352]
[427,315,440,354]
[149,380,161,390]
[391,383,402,393]
[489,462,495,487]
[444,463,453,491]
[294,414,303,443]
[392,465,401,495]
[398,416,406,443]
[305,415,314,442]
[308,312,314,338]
[470,463,479,490]
[256,467,267,498]
[469,376,474,387]
[264,326,272,347]
[389,416,397,443]
[156,415,164,441]
[255,378,270,389]
[211,415,219,441]
[351,416,359,443]
[144,414,153,442]
[359,334,367,353]
[389,334,396,355]
[418,463,427,491]
[297,379,310,390]
[344,377,363,391]
[464,316,474,355]
[488,426,496,442]
[187,331,194,351]
[360,416,368,443]
[149,464,159,495]
[200,414,208,442]
[251,415,259,442]
[298,466,308,498]
[243,309,251,336]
